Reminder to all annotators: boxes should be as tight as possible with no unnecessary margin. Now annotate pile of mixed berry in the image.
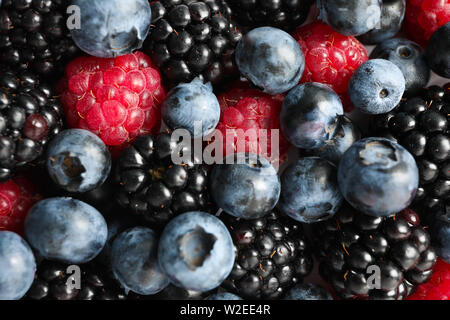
[0,0,449,301]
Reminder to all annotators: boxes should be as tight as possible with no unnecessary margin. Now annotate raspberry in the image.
[59,52,165,152]
[408,259,450,300]
[0,176,42,234]
[215,82,290,164]
[405,0,450,47]
[292,21,368,113]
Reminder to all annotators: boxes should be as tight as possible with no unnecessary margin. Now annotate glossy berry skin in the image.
[0,176,42,234]
[59,52,165,149]
[280,83,343,149]
[348,59,405,114]
[210,153,280,220]
[24,198,107,264]
[206,292,242,300]
[370,38,430,96]
[71,0,151,58]
[317,0,382,36]
[284,283,333,300]
[111,227,169,295]
[162,78,220,138]
[338,138,419,217]
[407,259,450,300]
[46,129,111,193]
[426,22,450,78]
[279,157,343,223]
[315,207,437,300]
[0,231,36,300]
[430,211,450,263]
[235,27,304,95]
[293,21,368,113]
[222,211,313,299]
[358,0,406,45]
[158,211,235,292]
[405,0,450,47]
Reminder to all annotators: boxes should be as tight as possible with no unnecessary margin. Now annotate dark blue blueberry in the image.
[279,157,343,223]
[426,22,450,79]
[111,227,169,295]
[371,38,430,96]
[158,211,235,292]
[430,210,450,263]
[284,283,333,300]
[235,27,304,95]
[358,0,405,45]
[210,153,280,220]
[46,129,111,193]
[318,0,382,36]
[24,197,108,264]
[280,83,344,149]
[348,59,405,114]
[162,78,220,138]
[338,137,419,217]
[71,0,151,58]
[0,231,36,300]
[206,292,243,300]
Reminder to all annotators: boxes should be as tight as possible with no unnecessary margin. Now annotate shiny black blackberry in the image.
[373,85,450,214]
[227,0,313,32]
[115,133,213,228]
[144,0,242,87]
[222,211,313,299]
[0,66,64,181]
[0,0,80,78]
[315,205,437,300]
[26,260,126,300]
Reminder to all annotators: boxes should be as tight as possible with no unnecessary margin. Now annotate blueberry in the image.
[46,129,111,193]
[308,116,361,164]
[279,157,343,223]
[206,292,243,300]
[235,27,304,95]
[318,0,382,36]
[284,283,333,300]
[162,78,220,138]
[430,210,450,263]
[370,38,430,96]
[358,0,405,45]
[24,197,108,264]
[111,227,169,295]
[71,0,152,58]
[280,83,344,149]
[338,138,419,217]
[348,59,405,114]
[0,231,36,300]
[426,22,450,79]
[210,153,280,220]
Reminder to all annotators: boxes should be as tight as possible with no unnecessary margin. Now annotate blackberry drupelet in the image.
[0,66,64,181]
[144,0,242,87]
[115,133,213,228]
[0,0,80,78]
[373,85,450,214]
[315,205,437,300]
[227,0,313,32]
[222,211,313,299]
[26,260,126,300]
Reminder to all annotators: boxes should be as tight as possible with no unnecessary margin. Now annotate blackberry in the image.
[25,260,126,300]
[0,66,64,182]
[0,0,80,78]
[222,211,313,299]
[144,0,242,87]
[373,85,450,214]
[115,133,213,229]
[227,0,313,32]
[315,205,437,300]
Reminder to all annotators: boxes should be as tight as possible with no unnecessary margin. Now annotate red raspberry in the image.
[0,176,42,235]
[293,21,368,113]
[405,0,450,47]
[408,259,450,300]
[59,52,165,153]
[215,82,290,164]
